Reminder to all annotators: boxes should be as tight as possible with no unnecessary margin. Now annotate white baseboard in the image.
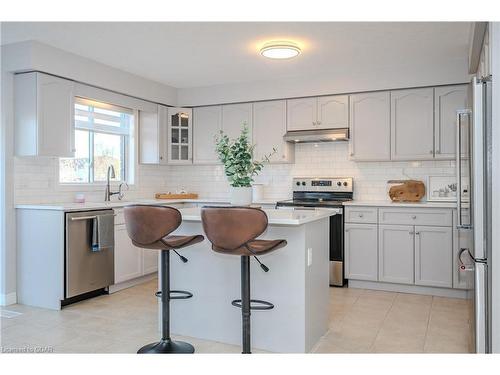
[0,292,17,306]
[108,273,157,294]
[348,280,468,299]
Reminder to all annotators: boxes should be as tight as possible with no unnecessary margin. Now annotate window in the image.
[60,98,134,184]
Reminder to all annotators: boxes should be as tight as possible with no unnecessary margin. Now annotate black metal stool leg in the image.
[137,251,195,354]
[241,256,251,354]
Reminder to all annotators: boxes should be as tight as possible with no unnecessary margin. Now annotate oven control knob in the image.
[343,182,348,187]
[337,182,342,186]
[302,181,306,186]
[296,181,301,186]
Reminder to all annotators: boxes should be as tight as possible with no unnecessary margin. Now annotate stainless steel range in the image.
[276,177,353,286]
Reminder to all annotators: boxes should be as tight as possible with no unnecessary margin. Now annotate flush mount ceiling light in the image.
[260,41,301,59]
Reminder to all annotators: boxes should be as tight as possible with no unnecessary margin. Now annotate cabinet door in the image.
[317,95,349,129]
[415,226,453,287]
[222,103,253,140]
[391,88,434,160]
[168,107,192,164]
[138,110,160,164]
[142,250,158,275]
[286,97,317,131]
[37,73,75,157]
[434,85,469,160]
[193,106,222,164]
[345,223,378,281]
[114,224,143,283]
[378,225,414,284]
[349,91,391,161]
[253,100,294,163]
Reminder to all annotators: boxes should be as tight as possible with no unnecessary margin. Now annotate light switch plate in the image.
[307,248,312,266]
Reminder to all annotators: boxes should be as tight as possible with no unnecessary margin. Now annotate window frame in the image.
[58,97,136,187]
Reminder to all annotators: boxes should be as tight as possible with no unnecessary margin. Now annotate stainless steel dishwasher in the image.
[65,210,115,299]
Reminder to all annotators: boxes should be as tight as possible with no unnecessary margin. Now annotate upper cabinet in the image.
[193,106,222,164]
[316,95,349,129]
[434,85,469,160]
[349,92,391,161]
[287,95,348,131]
[222,103,253,139]
[391,87,435,161]
[138,106,169,164]
[253,100,294,163]
[15,72,75,157]
[167,107,193,164]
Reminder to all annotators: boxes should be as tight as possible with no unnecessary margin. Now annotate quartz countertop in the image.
[343,200,457,209]
[179,207,336,226]
[15,198,284,211]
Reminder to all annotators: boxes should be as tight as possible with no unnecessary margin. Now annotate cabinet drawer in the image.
[345,207,378,223]
[378,208,452,226]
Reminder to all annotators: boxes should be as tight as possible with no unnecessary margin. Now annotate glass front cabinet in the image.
[167,107,192,164]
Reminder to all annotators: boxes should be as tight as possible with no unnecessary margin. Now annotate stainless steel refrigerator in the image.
[456,76,492,353]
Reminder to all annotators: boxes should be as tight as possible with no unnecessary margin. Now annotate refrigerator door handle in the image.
[456,110,472,229]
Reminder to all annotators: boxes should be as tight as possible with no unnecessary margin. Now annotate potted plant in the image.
[215,123,275,205]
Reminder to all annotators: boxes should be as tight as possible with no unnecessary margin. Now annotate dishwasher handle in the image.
[70,214,116,221]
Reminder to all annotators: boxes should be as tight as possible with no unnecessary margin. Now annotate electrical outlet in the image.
[307,248,313,266]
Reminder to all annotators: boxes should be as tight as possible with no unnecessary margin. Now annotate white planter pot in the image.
[230,186,253,206]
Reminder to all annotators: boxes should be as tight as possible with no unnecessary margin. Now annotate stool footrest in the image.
[231,299,274,310]
[155,290,193,299]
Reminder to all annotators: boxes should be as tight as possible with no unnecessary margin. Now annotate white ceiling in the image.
[1,22,471,89]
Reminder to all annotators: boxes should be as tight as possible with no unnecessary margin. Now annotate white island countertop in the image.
[343,200,457,209]
[179,206,336,226]
[15,198,284,211]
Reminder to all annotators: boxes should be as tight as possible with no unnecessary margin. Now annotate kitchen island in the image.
[165,207,333,353]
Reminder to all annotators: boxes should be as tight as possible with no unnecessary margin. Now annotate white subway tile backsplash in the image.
[14,142,456,204]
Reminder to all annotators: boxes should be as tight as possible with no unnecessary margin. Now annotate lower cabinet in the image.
[378,225,415,285]
[114,223,158,284]
[344,223,378,281]
[414,226,453,288]
[114,224,143,283]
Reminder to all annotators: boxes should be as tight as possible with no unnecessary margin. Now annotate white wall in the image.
[177,60,469,106]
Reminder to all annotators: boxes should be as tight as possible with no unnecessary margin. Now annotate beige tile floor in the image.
[0,279,471,354]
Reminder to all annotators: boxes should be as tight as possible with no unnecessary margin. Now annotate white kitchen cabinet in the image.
[286,97,317,131]
[345,223,378,281]
[114,224,143,283]
[222,103,253,140]
[349,91,391,161]
[167,107,193,164]
[287,95,348,131]
[391,87,434,160]
[434,84,469,160]
[378,225,415,284]
[142,250,159,275]
[139,107,168,164]
[253,100,294,163]
[14,72,75,157]
[316,95,349,129]
[414,226,453,288]
[193,106,222,164]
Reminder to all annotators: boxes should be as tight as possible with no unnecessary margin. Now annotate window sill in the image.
[57,183,136,192]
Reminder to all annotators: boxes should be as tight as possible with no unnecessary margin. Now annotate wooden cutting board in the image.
[388,180,425,202]
[155,193,199,200]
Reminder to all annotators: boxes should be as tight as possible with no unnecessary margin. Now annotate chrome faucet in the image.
[105,165,128,201]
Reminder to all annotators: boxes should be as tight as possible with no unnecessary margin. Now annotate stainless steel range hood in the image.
[283,128,349,143]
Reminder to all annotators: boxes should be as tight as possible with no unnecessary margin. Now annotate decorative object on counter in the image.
[387,180,425,202]
[74,193,85,203]
[155,193,199,200]
[215,123,276,206]
[251,183,265,202]
[427,175,463,202]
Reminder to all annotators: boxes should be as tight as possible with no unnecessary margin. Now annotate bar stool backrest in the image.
[124,205,181,247]
[201,206,268,251]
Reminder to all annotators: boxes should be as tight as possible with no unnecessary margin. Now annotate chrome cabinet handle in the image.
[411,215,417,219]
[415,232,420,235]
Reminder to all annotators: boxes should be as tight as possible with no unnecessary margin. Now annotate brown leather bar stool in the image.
[124,204,204,354]
[201,206,287,354]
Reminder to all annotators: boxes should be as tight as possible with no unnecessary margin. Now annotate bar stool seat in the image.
[132,234,204,250]
[212,239,287,256]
